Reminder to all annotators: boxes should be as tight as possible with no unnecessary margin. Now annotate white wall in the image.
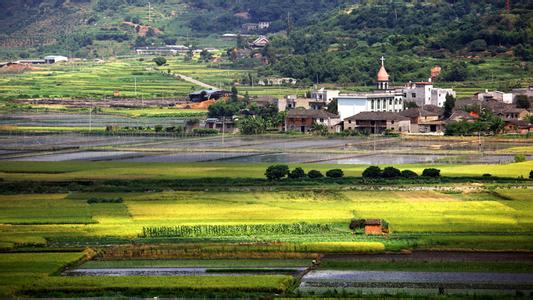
[338,97,369,120]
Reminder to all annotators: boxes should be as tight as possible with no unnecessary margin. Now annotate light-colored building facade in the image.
[403,81,455,107]
[476,90,513,104]
[311,88,340,104]
[336,57,404,121]
[344,112,410,134]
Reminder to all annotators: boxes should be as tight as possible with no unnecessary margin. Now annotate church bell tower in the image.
[376,56,390,90]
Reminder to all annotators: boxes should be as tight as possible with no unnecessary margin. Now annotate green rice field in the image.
[0,188,532,250]
[0,160,531,181]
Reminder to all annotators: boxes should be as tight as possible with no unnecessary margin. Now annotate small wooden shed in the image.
[364,219,384,235]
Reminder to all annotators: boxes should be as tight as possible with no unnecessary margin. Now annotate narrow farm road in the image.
[175,73,217,90]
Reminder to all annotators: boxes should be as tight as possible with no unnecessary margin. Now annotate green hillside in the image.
[0,0,531,89]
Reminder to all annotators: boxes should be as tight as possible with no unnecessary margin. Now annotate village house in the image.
[278,95,327,111]
[257,77,297,86]
[311,88,340,104]
[249,36,270,48]
[189,89,231,102]
[343,112,410,134]
[336,57,404,121]
[363,219,386,235]
[242,22,271,32]
[447,110,478,123]
[285,108,340,133]
[493,106,529,120]
[475,90,513,104]
[400,107,445,134]
[135,46,190,56]
[503,119,533,135]
[249,96,278,107]
[402,80,456,107]
[205,117,238,133]
[512,85,533,104]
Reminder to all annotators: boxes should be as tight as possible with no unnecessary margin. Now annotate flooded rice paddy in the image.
[1,112,532,164]
[0,133,531,164]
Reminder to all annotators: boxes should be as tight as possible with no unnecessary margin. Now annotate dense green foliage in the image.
[260,0,532,84]
[265,165,289,180]
[445,111,505,136]
[288,167,306,179]
[422,168,441,178]
[307,170,324,179]
[362,166,382,178]
[140,222,334,237]
[325,169,344,178]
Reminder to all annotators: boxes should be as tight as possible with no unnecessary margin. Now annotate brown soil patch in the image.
[177,99,216,110]
[122,21,162,37]
[0,63,39,73]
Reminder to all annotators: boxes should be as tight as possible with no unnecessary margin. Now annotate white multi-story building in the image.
[336,57,404,120]
[311,88,340,104]
[403,80,455,107]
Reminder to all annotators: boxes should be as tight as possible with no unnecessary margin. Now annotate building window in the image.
[348,120,352,124]
[389,99,392,105]
[301,118,305,123]
[371,100,375,110]
[412,93,416,98]
[320,118,324,123]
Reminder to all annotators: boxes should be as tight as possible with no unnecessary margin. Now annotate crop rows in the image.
[140,222,334,237]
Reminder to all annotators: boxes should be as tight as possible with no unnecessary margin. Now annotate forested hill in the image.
[0,0,531,87]
[261,0,533,85]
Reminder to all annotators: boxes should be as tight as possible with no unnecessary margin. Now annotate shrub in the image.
[153,56,167,66]
[288,167,306,179]
[307,170,324,179]
[422,168,441,178]
[265,165,289,180]
[382,167,401,178]
[530,170,533,179]
[349,219,365,230]
[326,169,344,178]
[154,125,163,132]
[515,154,526,163]
[401,170,418,178]
[362,166,382,178]
[482,173,492,177]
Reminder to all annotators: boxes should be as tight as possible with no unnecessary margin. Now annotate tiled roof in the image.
[400,108,440,118]
[287,108,339,118]
[346,111,410,121]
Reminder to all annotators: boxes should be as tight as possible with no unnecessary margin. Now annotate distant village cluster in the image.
[199,57,533,136]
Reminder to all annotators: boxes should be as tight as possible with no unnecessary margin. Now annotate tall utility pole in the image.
[134,77,137,98]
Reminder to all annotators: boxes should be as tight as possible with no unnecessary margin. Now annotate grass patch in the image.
[319,259,533,273]
[82,259,311,269]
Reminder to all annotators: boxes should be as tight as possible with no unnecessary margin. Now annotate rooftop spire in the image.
[377,56,389,82]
